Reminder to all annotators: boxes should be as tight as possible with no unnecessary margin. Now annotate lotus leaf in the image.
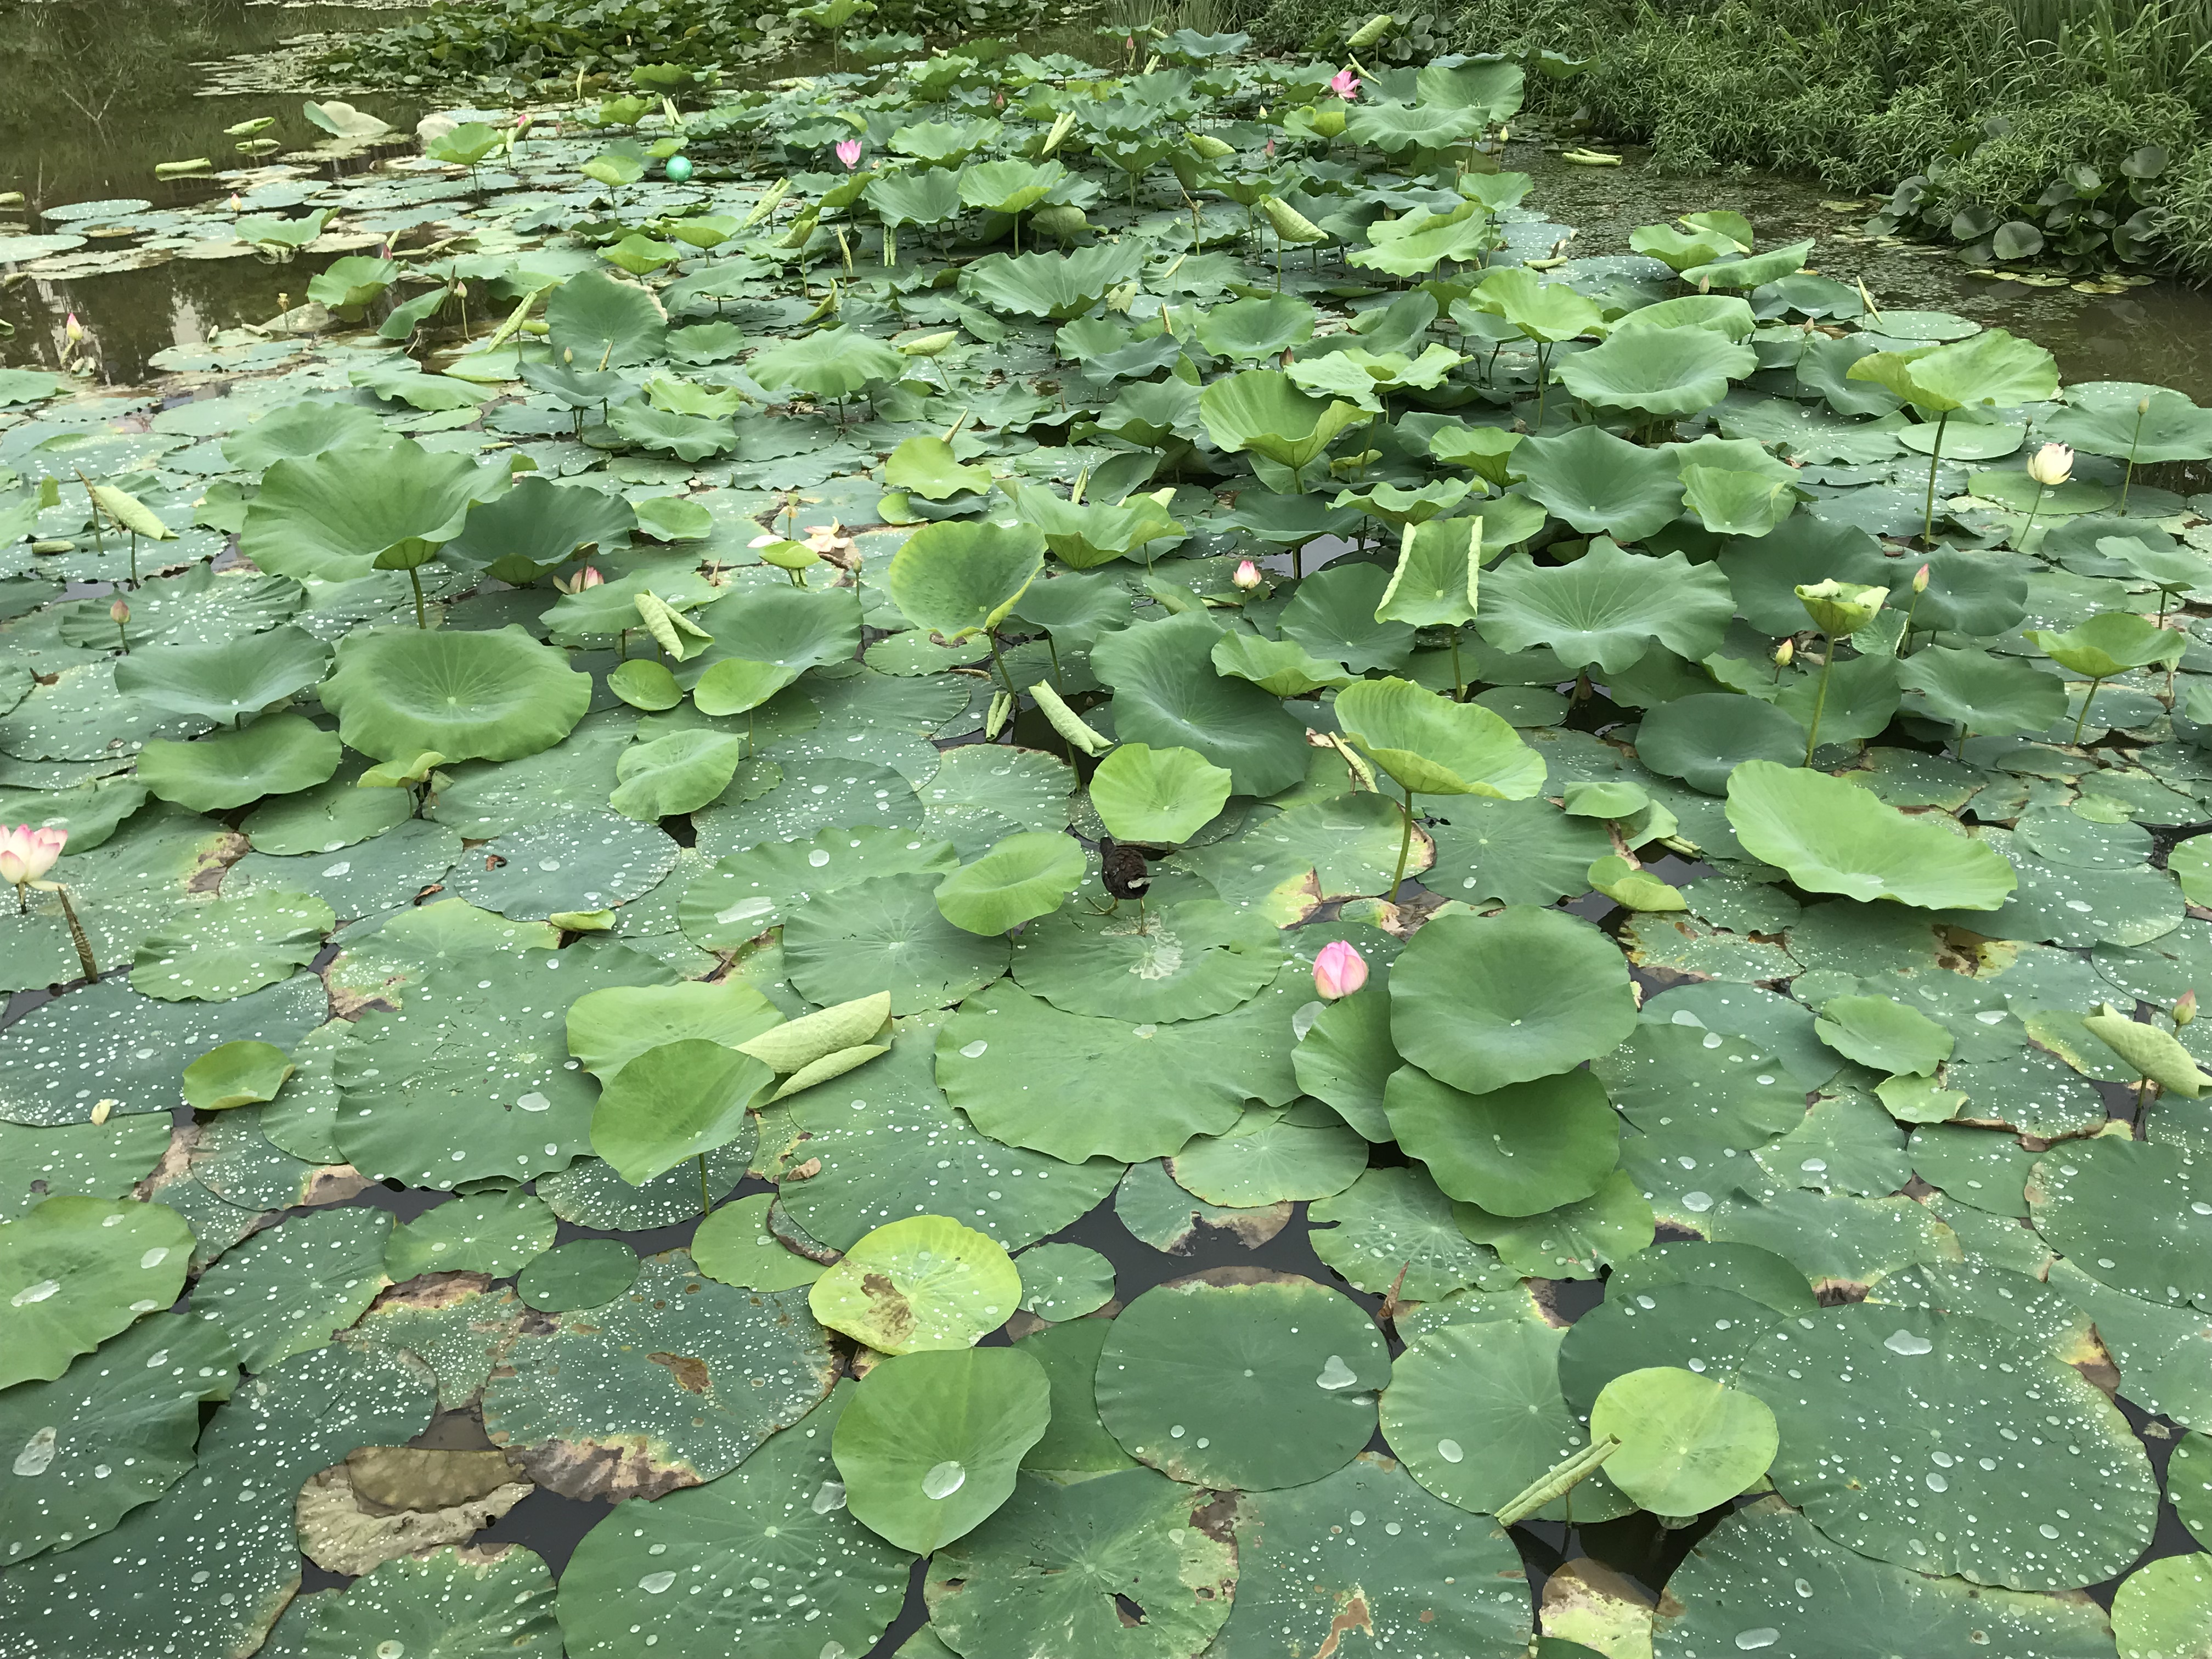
[1554,325,1756,415]
[545,268,669,367]
[1385,1065,1621,1215]
[322,625,590,762]
[1087,742,1232,844]
[1335,675,1545,798]
[1590,1364,1778,1515]
[590,1037,773,1184]
[242,441,489,583]
[0,1197,195,1389]
[1480,540,1734,673]
[833,1345,1052,1551]
[1199,368,1372,483]
[1725,761,2016,909]
[114,625,331,726]
[809,1214,1021,1352]
[1390,906,1637,1093]
[135,712,341,811]
[1091,611,1310,794]
[1510,425,1686,539]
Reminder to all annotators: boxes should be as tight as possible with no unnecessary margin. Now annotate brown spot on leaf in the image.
[515,1434,704,1503]
[1311,1590,1373,1659]
[786,1156,823,1180]
[649,1351,712,1393]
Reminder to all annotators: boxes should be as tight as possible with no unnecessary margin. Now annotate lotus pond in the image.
[7,19,2212,1659]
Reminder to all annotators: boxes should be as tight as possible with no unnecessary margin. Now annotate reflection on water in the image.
[0,0,427,381]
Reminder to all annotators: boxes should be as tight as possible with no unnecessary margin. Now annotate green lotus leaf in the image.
[304,253,399,315]
[1334,675,1546,798]
[1376,517,1481,627]
[1846,326,2059,414]
[1346,98,1483,152]
[1274,561,1417,672]
[1208,631,1354,696]
[607,399,740,460]
[1381,1316,1633,1521]
[113,625,331,727]
[1014,899,1283,1023]
[1009,486,1180,571]
[809,1214,1021,1353]
[1680,236,1814,289]
[545,268,669,367]
[1199,369,1371,484]
[2025,610,2187,679]
[934,830,1085,934]
[182,1039,295,1111]
[1680,464,1803,537]
[566,979,782,1087]
[131,891,335,1002]
[136,712,342,812]
[1092,611,1311,794]
[1554,325,1756,415]
[833,1345,1052,1551]
[222,400,390,471]
[1088,742,1233,844]
[957,242,1147,320]
[192,1204,392,1370]
[608,729,748,820]
[689,1192,826,1292]
[240,439,492,584]
[1738,1301,2155,1587]
[607,658,683,710]
[1611,292,1759,339]
[1895,645,2069,738]
[1097,1269,1391,1489]
[558,1384,908,1659]
[262,1544,560,1659]
[590,1037,774,1185]
[1815,994,1955,1076]
[2042,380,2212,464]
[1510,425,1684,540]
[1592,1365,1778,1515]
[956,157,1066,215]
[783,869,1010,1011]
[1629,222,1740,271]
[515,1238,638,1312]
[864,166,964,227]
[1635,694,1809,795]
[885,434,992,501]
[749,326,907,401]
[1480,539,1734,673]
[924,1468,1235,1657]
[0,1197,195,1389]
[1194,294,1317,361]
[938,973,1297,1161]
[383,1186,557,1282]
[1724,761,2017,910]
[886,518,1045,644]
[322,625,590,763]
[1385,1063,1620,1214]
[1468,265,1604,343]
[1350,201,1496,278]
[0,1312,234,1565]
[1390,906,1637,1093]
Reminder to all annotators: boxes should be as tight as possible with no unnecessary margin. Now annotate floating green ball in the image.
[663,154,693,182]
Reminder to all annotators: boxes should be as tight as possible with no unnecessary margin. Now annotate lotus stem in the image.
[2019,479,2047,546]
[986,633,1018,705]
[409,567,428,629]
[1920,408,1950,549]
[1495,1435,1621,1527]
[1390,781,1417,896]
[1449,633,1465,702]
[54,886,97,982]
[1802,635,1837,767]
[2073,676,2104,746]
[699,1152,712,1216]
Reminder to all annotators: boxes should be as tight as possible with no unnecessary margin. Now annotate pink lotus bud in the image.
[1912,563,1929,594]
[110,598,130,623]
[1329,68,1361,99]
[63,313,84,346]
[835,138,864,170]
[0,823,66,889]
[2027,442,2073,488]
[1233,558,1262,590]
[1266,138,1276,157]
[2178,989,2197,1027]
[1313,939,1367,1000]
[1773,639,1793,667]
[228,193,245,213]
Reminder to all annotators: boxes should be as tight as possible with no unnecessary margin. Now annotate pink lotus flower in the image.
[555,566,605,594]
[835,138,864,170]
[1,823,66,903]
[1329,68,1361,99]
[1312,939,1367,1000]
[1233,558,1262,590]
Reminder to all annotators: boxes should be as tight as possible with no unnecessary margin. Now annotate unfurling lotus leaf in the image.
[736,991,894,1075]
[2083,1002,2210,1096]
